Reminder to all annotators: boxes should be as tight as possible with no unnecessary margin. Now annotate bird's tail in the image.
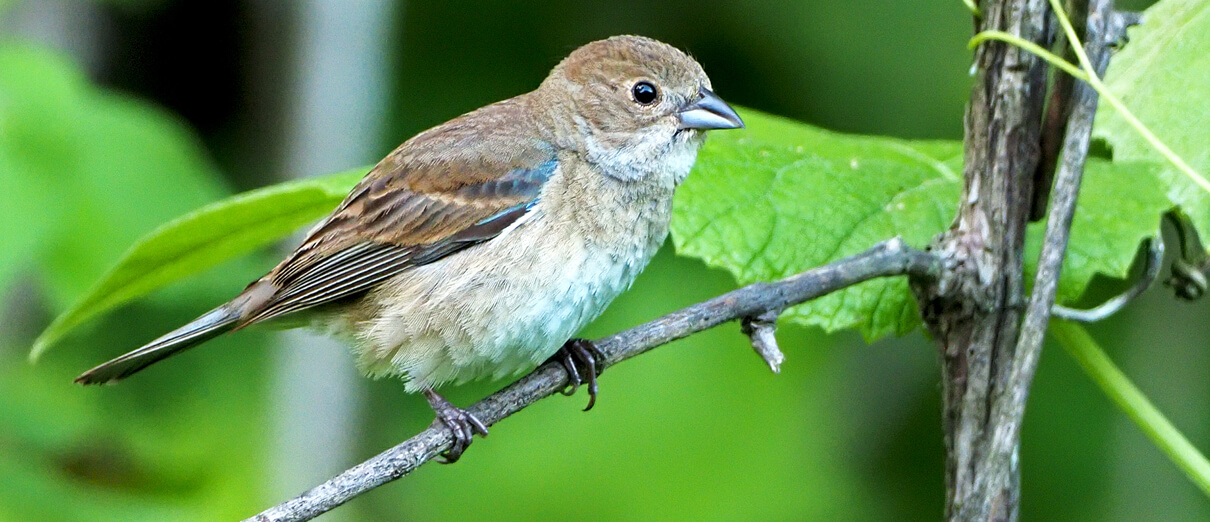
[75,302,245,385]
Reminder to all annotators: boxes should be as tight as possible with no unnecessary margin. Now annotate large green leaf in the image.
[673,109,1172,341]
[1093,0,1210,234]
[29,168,363,360]
[672,109,962,340]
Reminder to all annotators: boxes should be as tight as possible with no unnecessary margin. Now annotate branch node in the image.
[1164,209,1210,301]
[1169,259,1207,301]
[1107,11,1142,47]
[742,309,784,373]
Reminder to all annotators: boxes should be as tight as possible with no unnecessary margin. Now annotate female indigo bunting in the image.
[77,35,743,461]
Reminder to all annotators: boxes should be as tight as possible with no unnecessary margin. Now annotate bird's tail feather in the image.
[75,303,243,385]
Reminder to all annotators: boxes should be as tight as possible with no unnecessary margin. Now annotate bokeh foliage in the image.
[0,41,271,521]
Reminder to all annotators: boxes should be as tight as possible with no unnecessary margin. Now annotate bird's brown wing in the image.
[242,142,558,324]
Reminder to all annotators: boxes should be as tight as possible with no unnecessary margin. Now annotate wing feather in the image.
[241,142,558,325]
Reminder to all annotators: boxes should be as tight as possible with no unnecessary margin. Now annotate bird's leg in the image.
[423,389,488,464]
[550,338,605,411]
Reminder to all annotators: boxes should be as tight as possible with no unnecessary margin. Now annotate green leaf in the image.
[673,109,1173,341]
[1026,160,1172,302]
[1094,0,1210,234]
[672,109,962,340]
[29,168,364,360]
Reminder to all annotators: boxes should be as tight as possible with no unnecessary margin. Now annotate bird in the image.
[75,35,743,462]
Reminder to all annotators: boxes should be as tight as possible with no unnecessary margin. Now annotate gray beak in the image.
[677,88,744,130]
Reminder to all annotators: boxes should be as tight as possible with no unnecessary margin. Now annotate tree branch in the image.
[913,0,1052,518]
[915,0,1127,518]
[246,238,941,522]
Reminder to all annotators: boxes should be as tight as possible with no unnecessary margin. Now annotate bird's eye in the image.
[631,81,658,105]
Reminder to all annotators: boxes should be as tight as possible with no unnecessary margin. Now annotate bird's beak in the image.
[677,88,744,130]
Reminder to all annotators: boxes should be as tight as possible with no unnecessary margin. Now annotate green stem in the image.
[961,0,982,17]
[1052,321,1210,498]
[968,31,1089,80]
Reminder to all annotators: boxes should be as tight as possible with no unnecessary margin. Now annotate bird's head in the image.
[538,35,743,182]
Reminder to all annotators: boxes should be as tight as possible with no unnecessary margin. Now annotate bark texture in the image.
[912,0,1052,519]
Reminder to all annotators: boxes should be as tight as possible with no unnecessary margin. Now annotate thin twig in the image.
[245,238,941,522]
[991,0,1117,487]
[1052,236,1163,322]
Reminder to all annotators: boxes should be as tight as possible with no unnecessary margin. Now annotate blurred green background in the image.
[3,0,1208,520]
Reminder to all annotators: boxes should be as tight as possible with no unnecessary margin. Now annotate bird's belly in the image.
[348,211,661,391]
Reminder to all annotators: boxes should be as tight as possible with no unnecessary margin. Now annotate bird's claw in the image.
[551,338,605,411]
[556,349,582,397]
[424,390,488,464]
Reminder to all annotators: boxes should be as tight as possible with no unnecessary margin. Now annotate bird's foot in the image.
[550,338,606,411]
[424,389,488,464]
